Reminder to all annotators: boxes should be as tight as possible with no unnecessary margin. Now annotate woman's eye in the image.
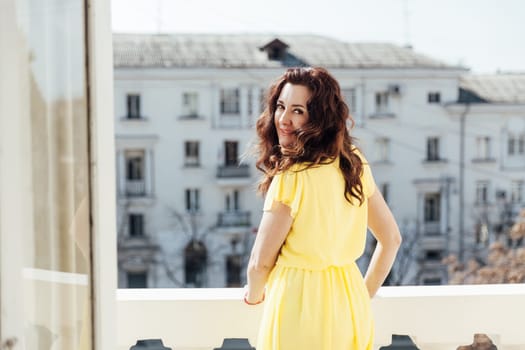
[294,109,303,114]
[276,104,284,110]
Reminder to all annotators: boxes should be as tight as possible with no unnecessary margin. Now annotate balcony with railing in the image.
[116,284,525,350]
[424,222,441,236]
[216,164,252,186]
[118,235,159,272]
[125,180,147,197]
[217,211,251,228]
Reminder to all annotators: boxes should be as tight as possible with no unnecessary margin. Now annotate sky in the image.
[111,0,525,74]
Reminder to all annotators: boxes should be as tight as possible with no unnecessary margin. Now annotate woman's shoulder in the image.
[350,147,370,164]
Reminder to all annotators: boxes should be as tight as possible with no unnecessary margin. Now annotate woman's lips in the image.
[279,128,295,135]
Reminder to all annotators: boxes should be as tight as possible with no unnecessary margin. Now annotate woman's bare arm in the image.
[364,187,402,298]
[245,201,293,303]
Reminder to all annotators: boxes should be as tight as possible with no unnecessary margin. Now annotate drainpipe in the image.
[459,103,470,262]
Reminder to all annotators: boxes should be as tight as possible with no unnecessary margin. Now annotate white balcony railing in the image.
[424,221,441,235]
[125,180,146,196]
[117,284,525,350]
[216,164,250,178]
[217,211,251,227]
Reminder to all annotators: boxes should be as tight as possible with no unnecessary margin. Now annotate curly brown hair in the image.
[255,67,365,205]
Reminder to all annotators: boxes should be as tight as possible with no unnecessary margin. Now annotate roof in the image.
[113,33,462,70]
[460,74,525,103]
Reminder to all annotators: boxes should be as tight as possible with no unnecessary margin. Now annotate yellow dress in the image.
[257,152,376,350]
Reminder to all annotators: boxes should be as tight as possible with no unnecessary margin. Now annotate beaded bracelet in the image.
[243,292,265,305]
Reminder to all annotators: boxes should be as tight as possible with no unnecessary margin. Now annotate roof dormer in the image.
[259,38,289,61]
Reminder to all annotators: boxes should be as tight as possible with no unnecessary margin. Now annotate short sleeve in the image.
[354,149,376,198]
[263,169,304,218]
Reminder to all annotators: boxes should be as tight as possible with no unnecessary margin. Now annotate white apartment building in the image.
[113,33,525,288]
[446,75,525,259]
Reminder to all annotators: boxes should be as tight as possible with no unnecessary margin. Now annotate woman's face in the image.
[274,83,311,148]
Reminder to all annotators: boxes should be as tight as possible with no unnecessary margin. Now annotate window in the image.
[182,92,199,117]
[220,88,240,114]
[476,181,490,204]
[476,136,492,159]
[1,0,95,342]
[184,141,200,166]
[127,272,147,288]
[427,92,441,103]
[126,93,141,119]
[185,188,200,212]
[342,88,357,114]
[425,250,443,261]
[122,149,149,197]
[508,133,525,156]
[511,180,524,203]
[375,137,390,162]
[247,88,253,116]
[125,150,144,180]
[259,88,267,112]
[247,87,265,118]
[380,183,390,204]
[224,141,239,166]
[426,137,441,161]
[475,222,489,245]
[129,213,144,237]
[226,190,240,211]
[424,193,441,222]
[184,240,207,287]
[226,254,242,287]
[375,91,389,113]
[508,136,515,155]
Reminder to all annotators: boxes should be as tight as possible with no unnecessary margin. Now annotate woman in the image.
[245,67,402,350]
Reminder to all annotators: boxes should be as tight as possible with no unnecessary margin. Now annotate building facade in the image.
[113,33,525,287]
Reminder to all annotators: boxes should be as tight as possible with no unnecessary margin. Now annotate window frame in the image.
[182,91,199,118]
[511,180,524,204]
[224,140,239,166]
[476,136,492,160]
[476,180,490,205]
[342,87,357,114]
[426,137,441,161]
[375,137,390,162]
[375,91,389,114]
[508,133,525,156]
[128,213,145,237]
[427,92,441,104]
[220,88,240,115]
[126,93,142,119]
[225,254,242,287]
[184,140,200,167]
[424,193,441,223]
[125,150,145,181]
[185,188,201,213]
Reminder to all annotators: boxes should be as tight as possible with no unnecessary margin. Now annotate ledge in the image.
[116,284,525,350]
[422,159,448,166]
[119,116,149,122]
[178,115,206,121]
[369,112,396,119]
[471,158,497,164]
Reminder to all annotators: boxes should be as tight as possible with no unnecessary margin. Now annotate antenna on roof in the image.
[403,0,412,49]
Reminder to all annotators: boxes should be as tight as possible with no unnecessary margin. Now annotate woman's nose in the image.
[279,109,291,124]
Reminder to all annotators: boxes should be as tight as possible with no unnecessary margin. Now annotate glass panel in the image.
[1,0,92,348]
